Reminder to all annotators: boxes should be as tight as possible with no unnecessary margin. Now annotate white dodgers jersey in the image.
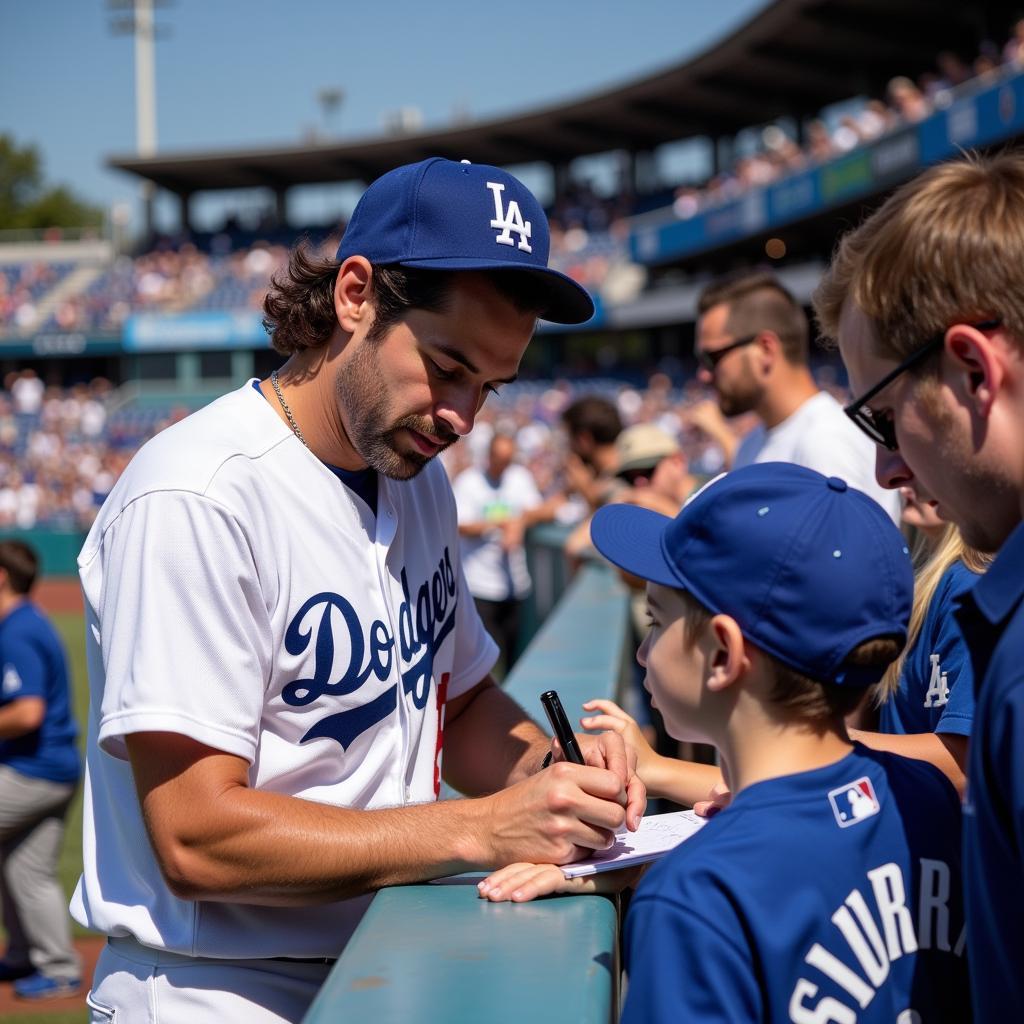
[71,382,497,958]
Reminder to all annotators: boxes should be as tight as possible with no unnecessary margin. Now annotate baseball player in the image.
[481,464,969,1023]
[73,158,644,1023]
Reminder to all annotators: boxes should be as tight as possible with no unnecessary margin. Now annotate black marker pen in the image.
[540,689,585,765]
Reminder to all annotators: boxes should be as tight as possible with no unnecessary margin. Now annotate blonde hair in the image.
[813,150,1024,359]
[876,524,990,702]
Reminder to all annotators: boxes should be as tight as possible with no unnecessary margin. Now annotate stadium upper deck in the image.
[4,2,1024,362]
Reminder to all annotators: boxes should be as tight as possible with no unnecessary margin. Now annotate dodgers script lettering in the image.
[281,547,458,749]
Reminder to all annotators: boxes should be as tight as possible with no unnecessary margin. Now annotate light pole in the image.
[108,0,172,240]
[317,87,345,140]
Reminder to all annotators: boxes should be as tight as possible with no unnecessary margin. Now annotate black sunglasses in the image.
[843,319,1001,450]
[695,333,759,372]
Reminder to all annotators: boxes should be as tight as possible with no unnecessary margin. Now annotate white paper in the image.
[560,809,708,878]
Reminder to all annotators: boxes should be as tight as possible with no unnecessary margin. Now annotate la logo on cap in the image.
[486,181,532,252]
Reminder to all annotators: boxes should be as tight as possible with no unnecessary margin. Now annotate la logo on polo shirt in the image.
[1,665,21,697]
[828,777,881,828]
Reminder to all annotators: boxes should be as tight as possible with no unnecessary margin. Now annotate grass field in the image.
[52,613,88,939]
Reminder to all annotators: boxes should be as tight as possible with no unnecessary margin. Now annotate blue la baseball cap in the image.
[336,157,594,325]
[591,463,913,687]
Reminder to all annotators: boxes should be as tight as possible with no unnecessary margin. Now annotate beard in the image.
[714,360,763,418]
[335,342,459,480]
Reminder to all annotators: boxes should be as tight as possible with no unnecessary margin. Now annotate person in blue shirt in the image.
[0,540,81,1000]
[816,149,1024,1021]
[848,493,988,795]
[571,488,986,815]
[480,463,969,1023]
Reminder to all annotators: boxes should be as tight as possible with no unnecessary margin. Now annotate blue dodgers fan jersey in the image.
[622,745,967,1024]
[880,561,977,737]
[0,603,79,783]
[955,520,1024,1021]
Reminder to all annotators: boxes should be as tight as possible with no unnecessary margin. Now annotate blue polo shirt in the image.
[622,745,967,1024]
[0,602,80,783]
[954,520,1024,1022]
[880,561,977,737]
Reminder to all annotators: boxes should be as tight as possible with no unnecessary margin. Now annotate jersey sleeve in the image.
[90,490,272,762]
[0,632,47,703]
[932,572,976,737]
[623,894,762,1024]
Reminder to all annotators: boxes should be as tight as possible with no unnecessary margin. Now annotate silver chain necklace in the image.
[270,370,309,449]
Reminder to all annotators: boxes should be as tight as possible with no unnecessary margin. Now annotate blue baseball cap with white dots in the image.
[591,462,913,687]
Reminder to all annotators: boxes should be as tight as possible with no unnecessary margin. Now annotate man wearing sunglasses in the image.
[814,150,1024,1023]
[691,271,900,522]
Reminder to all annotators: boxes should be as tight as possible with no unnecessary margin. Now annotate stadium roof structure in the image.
[109,0,1013,199]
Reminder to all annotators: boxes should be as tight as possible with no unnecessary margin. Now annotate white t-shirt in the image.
[71,381,497,959]
[452,464,542,601]
[734,391,902,523]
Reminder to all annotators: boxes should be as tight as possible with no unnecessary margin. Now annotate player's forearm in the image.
[443,681,550,793]
[150,785,498,905]
[849,728,967,795]
[645,755,722,807]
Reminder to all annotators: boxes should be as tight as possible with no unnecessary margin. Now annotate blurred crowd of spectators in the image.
[665,29,1024,220]
[3,242,294,335]
[670,59,962,219]
[0,262,75,333]
[0,370,187,530]
[0,360,852,533]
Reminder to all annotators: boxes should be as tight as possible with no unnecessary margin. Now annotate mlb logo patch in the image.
[828,777,881,828]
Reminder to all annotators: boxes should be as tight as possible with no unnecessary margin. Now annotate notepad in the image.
[560,809,708,878]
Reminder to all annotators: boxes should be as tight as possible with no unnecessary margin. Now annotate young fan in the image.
[581,485,989,803]
[480,463,968,1023]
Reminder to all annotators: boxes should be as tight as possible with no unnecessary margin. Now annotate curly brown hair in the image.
[262,242,550,355]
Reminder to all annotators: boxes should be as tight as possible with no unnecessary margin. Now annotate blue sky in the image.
[2,0,768,232]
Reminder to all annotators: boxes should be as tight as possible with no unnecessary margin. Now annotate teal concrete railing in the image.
[304,562,632,1024]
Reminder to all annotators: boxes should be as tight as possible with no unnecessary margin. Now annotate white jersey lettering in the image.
[791,862,941,1021]
[832,891,889,986]
[789,979,857,1024]
[803,945,874,1008]
[868,862,918,960]
[918,858,951,951]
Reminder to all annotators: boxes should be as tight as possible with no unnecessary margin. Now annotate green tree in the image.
[0,134,103,230]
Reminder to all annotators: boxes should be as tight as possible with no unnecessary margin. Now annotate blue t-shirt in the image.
[0,602,80,783]
[955,520,1024,1022]
[622,745,967,1024]
[880,561,977,737]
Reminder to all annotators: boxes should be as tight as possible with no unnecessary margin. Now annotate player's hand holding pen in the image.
[543,689,645,833]
[468,692,645,869]
[473,756,642,868]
